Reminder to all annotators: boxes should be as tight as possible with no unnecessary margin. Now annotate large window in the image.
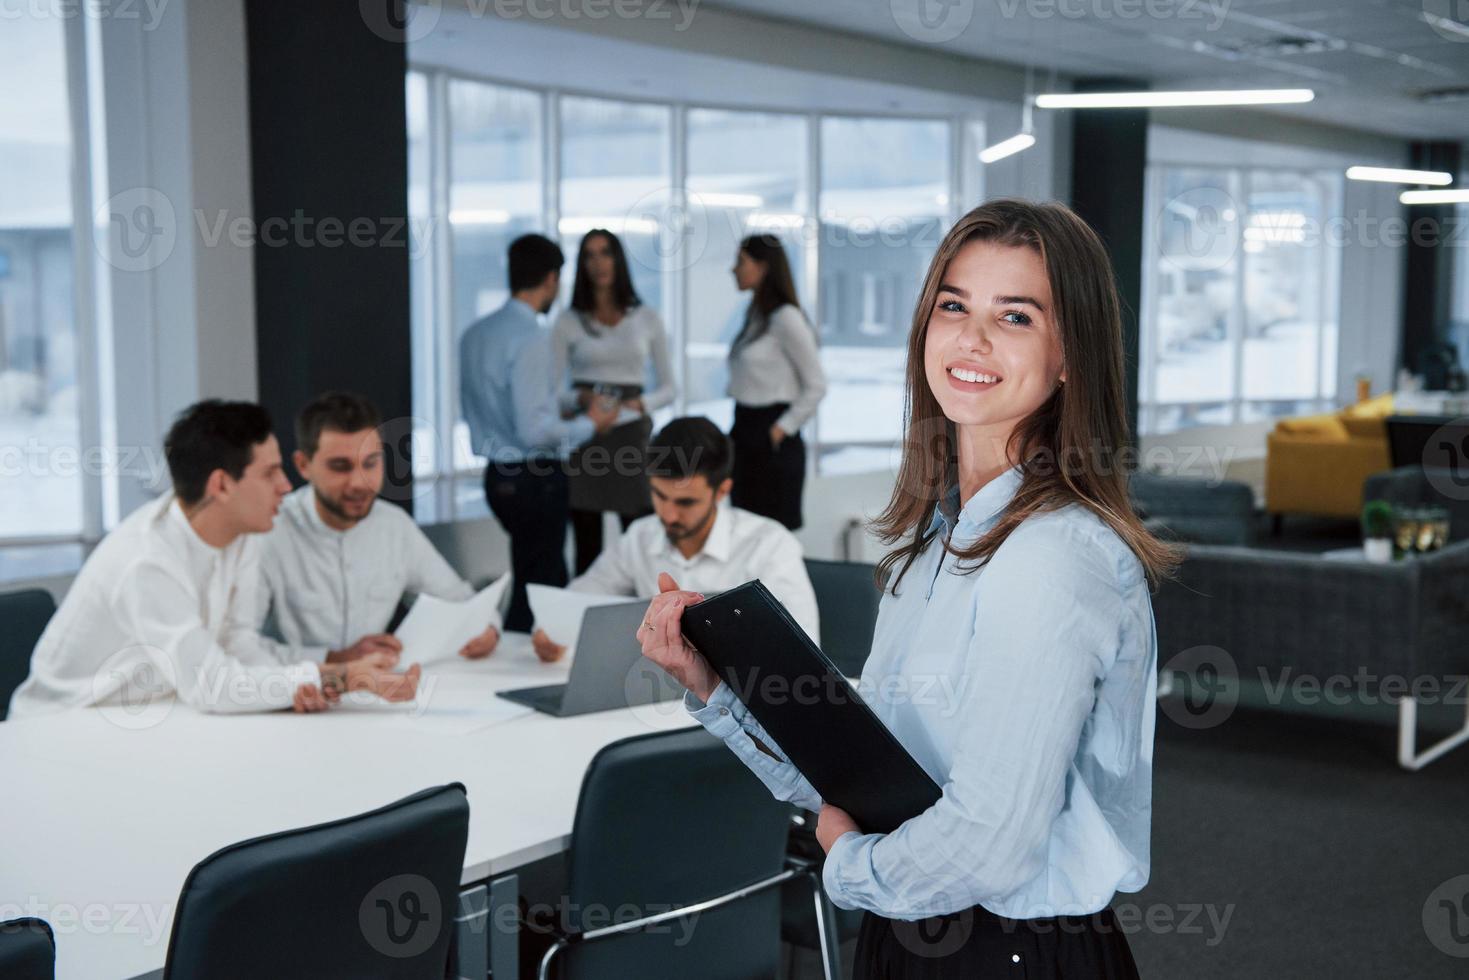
[683,109,810,429]
[559,97,671,317]
[817,117,950,470]
[406,68,964,521]
[1140,164,1342,434]
[0,14,80,540]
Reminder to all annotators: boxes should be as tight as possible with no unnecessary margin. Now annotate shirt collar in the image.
[652,500,733,563]
[508,297,539,321]
[167,496,226,563]
[927,464,1024,537]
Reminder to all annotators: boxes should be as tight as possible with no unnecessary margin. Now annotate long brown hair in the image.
[570,229,641,336]
[732,234,802,349]
[872,199,1180,594]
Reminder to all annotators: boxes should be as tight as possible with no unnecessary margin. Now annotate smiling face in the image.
[294,427,384,530]
[922,239,1066,450]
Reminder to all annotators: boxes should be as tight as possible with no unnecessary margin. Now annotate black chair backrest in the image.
[560,728,792,980]
[0,589,56,721]
[163,784,470,980]
[0,918,55,980]
[803,558,882,677]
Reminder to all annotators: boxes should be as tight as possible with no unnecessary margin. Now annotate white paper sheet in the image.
[526,584,634,648]
[394,572,511,668]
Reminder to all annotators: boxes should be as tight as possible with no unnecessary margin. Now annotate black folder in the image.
[681,580,942,834]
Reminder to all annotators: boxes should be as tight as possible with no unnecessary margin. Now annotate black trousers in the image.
[854,906,1140,980]
[729,402,805,531]
[484,459,569,632]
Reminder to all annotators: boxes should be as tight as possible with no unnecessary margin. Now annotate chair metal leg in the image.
[807,869,841,980]
[537,937,568,980]
[1398,693,1469,770]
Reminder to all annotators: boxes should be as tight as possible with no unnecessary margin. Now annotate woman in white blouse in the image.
[726,234,827,530]
[641,200,1180,978]
[552,229,676,574]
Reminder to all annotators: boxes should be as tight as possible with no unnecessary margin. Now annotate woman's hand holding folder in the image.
[637,572,721,703]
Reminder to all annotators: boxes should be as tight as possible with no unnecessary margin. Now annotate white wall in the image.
[91,0,257,520]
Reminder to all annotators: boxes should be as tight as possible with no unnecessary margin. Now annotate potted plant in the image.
[1361,500,1394,563]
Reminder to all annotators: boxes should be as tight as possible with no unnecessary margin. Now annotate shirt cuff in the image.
[821,831,879,912]
[684,682,745,738]
[274,660,322,709]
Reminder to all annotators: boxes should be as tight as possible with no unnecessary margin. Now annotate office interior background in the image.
[3,0,1469,978]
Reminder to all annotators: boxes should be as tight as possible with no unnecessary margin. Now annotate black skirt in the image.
[854,905,1141,980]
[729,402,805,531]
[567,382,652,516]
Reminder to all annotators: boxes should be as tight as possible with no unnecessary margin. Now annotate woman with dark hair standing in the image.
[726,234,827,531]
[552,229,676,574]
[641,200,1180,978]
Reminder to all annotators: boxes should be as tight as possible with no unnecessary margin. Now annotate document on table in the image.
[527,584,632,649]
[394,573,511,668]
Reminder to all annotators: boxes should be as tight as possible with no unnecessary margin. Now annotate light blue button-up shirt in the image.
[460,298,596,463]
[687,464,1157,921]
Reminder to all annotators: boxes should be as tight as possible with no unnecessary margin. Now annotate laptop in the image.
[497,599,684,717]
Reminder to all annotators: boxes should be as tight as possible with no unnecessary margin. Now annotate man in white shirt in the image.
[258,391,500,661]
[9,400,419,719]
[532,417,818,660]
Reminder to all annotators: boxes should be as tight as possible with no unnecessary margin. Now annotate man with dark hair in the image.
[531,416,817,660]
[460,233,621,632]
[258,391,500,661]
[10,400,420,718]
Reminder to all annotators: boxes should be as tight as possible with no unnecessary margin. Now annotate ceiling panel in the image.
[708,0,1469,139]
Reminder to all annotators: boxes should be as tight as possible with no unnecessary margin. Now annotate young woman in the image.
[552,229,676,574]
[640,200,1179,978]
[726,235,827,531]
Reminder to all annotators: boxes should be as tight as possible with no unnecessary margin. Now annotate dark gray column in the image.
[1065,78,1148,443]
[244,0,413,504]
[1400,140,1462,385]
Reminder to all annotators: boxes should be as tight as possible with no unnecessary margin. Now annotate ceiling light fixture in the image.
[980,79,1038,165]
[1034,88,1315,109]
[1400,189,1469,205]
[1346,166,1453,186]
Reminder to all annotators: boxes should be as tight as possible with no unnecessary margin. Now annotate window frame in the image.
[407,62,973,522]
[1139,160,1345,436]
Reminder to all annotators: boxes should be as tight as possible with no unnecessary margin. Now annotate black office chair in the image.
[0,918,55,979]
[0,588,56,721]
[539,728,794,980]
[162,784,469,980]
[803,557,883,680]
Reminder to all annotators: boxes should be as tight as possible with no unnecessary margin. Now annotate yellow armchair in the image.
[1265,394,1393,519]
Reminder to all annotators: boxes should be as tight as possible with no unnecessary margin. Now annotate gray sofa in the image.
[1128,472,1257,546]
[1151,538,1469,769]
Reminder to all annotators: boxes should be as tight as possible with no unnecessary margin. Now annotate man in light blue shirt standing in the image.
[460,234,617,630]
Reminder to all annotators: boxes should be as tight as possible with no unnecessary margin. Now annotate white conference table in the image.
[2,632,697,980]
